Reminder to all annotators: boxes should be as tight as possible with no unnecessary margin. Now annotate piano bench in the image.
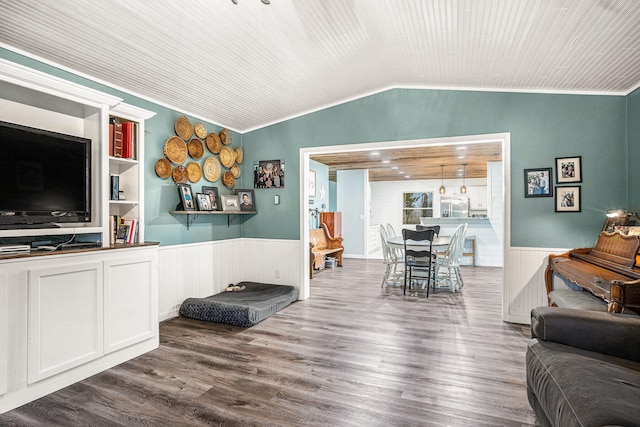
[548,290,608,312]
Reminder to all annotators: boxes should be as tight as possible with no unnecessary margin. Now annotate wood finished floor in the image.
[1,259,538,426]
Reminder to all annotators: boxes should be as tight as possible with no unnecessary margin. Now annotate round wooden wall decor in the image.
[174,115,193,140]
[164,136,188,164]
[203,156,221,182]
[187,138,204,159]
[205,132,222,154]
[154,158,172,178]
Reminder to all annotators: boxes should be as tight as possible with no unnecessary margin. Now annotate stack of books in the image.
[109,118,137,160]
[109,216,139,245]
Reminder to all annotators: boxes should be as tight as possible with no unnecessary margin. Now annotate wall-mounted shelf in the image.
[170,210,257,229]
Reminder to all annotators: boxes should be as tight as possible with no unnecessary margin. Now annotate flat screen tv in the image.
[0,120,91,228]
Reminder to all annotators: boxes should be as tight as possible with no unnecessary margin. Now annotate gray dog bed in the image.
[179,281,299,327]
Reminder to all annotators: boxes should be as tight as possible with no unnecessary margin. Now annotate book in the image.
[115,222,129,244]
[122,121,134,159]
[109,122,114,157]
[110,175,119,200]
[113,122,123,157]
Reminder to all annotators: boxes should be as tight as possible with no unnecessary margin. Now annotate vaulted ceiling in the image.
[1,0,639,135]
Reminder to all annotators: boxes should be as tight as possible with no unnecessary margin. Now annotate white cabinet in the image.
[468,186,488,210]
[0,272,6,396]
[104,255,157,353]
[27,261,104,384]
[0,245,159,414]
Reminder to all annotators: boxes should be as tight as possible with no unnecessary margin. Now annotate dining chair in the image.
[416,224,441,236]
[402,228,436,296]
[434,223,467,292]
[385,223,404,265]
[379,224,399,287]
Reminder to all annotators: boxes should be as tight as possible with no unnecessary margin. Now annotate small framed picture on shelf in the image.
[196,193,212,211]
[176,183,196,211]
[555,186,581,212]
[202,186,219,211]
[235,189,255,211]
[221,194,240,212]
[110,175,119,200]
[555,156,582,183]
[524,168,552,198]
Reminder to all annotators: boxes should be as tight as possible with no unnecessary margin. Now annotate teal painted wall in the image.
[2,48,632,248]
[1,49,244,246]
[628,88,640,211]
[242,89,627,248]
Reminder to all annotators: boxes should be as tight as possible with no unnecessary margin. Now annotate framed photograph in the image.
[254,159,284,189]
[235,189,255,212]
[524,168,552,198]
[176,183,196,211]
[308,170,316,197]
[556,156,582,183]
[196,193,212,211]
[221,194,240,212]
[555,186,581,212]
[202,186,219,211]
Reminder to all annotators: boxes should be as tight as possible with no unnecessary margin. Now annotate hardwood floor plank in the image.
[1,259,537,426]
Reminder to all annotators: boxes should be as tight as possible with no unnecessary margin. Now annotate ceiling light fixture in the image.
[232,0,270,4]
[439,165,446,194]
[460,164,467,194]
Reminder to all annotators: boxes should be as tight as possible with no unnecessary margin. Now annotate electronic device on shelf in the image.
[0,120,91,229]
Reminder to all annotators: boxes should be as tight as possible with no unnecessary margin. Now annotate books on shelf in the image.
[109,118,137,159]
[111,216,139,245]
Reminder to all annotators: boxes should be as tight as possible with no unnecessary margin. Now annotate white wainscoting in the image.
[0,272,7,396]
[158,238,302,321]
[158,238,566,326]
[503,246,568,324]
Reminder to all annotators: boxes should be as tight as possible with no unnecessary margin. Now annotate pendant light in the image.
[439,165,446,194]
[460,164,467,194]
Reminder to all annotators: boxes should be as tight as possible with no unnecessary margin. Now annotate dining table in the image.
[386,235,452,251]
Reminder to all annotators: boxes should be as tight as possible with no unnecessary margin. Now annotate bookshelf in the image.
[106,104,155,245]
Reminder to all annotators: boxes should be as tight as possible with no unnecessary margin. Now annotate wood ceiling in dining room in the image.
[310,142,502,182]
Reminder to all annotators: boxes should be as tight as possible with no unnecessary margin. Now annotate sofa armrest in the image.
[531,306,640,363]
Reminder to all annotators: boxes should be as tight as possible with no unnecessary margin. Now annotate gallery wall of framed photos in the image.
[524,156,582,213]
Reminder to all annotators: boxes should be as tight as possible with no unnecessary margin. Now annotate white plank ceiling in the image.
[1,0,640,133]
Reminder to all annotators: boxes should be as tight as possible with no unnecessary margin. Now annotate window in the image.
[402,192,433,224]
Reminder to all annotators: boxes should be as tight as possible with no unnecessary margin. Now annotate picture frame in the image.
[524,168,553,198]
[308,170,316,197]
[221,194,240,212]
[555,186,581,212]
[254,159,284,189]
[176,183,196,211]
[556,156,582,183]
[202,186,219,211]
[196,193,212,211]
[235,189,256,212]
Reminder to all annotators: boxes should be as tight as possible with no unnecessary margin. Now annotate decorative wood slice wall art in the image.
[205,132,222,154]
[234,147,243,164]
[172,165,188,184]
[222,171,235,189]
[203,156,221,182]
[194,122,207,139]
[174,115,193,140]
[187,138,204,159]
[154,158,172,178]
[164,136,188,164]
[220,128,232,145]
[231,164,240,178]
[219,145,235,168]
[186,162,202,182]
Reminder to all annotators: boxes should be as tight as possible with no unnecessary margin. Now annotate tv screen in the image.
[0,120,91,228]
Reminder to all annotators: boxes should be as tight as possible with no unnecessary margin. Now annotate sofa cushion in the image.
[527,338,640,427]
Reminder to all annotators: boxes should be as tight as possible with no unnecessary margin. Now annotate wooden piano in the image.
[545,231,640,313]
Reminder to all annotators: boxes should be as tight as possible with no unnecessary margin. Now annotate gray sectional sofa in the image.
[526,307,640,427]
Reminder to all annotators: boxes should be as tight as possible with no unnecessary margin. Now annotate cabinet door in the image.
[0,272,7,395]
[104,255,157,353]
[27,262,104,384]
